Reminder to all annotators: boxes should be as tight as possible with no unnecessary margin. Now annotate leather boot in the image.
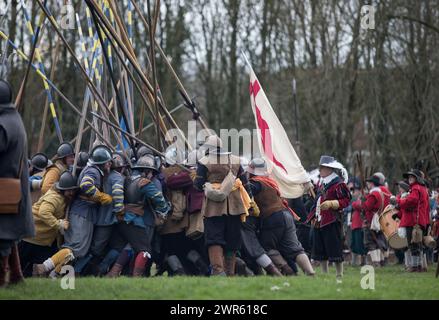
[107,250,131,278]
[268,250,296,276]
[224,252,237,276]
[235,257,254,276]
[8,243,24,285]
[208,245,226,276]
[106,262,124,278]
[167,255,186,276]
[187,250,209,276]
[295,253,315,276]
[264,263,283,277]
[0,255,8,287]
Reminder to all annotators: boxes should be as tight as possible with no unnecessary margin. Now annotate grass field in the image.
[1,265,438,300]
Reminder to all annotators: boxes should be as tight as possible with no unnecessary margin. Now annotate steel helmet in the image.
[137,146,154,158]
[89,145,112,165]
[132,155,156,171]
[31,153,49,171]
[111,152,129,169]
[55,171,79,191]
[77,151,89,169]
[56,142,75,159]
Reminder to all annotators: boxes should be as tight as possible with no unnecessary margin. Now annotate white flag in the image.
[247,61,310,198]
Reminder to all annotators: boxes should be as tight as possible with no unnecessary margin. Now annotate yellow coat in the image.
[41,160,67,195]
[24,188,67,247]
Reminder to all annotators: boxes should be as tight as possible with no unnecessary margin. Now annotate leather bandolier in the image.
[253,182,285,218]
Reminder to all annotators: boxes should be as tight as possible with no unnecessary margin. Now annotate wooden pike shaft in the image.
[91,111,191,172]
[15,0,47,112]
[147,0,161,150]
[35,0,125,139]
[88,0,191,150]
[131,0,210,132]
[89,3,170,143]
[37,36,61,152]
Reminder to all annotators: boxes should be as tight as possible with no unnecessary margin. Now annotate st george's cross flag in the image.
[245,55,310,198]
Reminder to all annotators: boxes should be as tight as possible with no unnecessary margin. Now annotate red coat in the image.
[307,178,351,228]
[352,187,391,224]
[351,209,364,230]
[396,192,415,227]
[396,182,430,228]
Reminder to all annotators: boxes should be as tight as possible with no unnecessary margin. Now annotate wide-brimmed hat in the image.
[373,172,386,186]
[366,175,381,186]
[318,155,340,169]
[246,158,269,176]
[403,169,424,182]
[203,135,231,155]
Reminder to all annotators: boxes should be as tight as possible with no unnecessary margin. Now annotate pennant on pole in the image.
[244,53,310,198]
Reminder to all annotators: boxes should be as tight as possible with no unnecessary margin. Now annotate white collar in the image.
[321,173,338,185]
[370,186,381,193]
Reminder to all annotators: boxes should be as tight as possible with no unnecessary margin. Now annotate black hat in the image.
[56,142,75,159]
[90,145,112,165]
[55,171,79,191]
[31,153,49,171]
[403,169,424,182]
[0,80,13,105]
[396,180,410,192]
[366,175,381,186]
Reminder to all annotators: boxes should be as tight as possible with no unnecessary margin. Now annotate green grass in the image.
[1,265,438,300]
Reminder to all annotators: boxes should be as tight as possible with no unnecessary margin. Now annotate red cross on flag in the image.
[246,56,310,198]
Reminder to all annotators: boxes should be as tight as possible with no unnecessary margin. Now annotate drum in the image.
[379,205,408,249]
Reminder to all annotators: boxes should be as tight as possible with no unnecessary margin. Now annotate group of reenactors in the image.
[1,79,438,288]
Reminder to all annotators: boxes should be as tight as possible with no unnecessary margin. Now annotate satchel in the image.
[0,152,24,214]
[0,178,22,214]
[185,210,204,240]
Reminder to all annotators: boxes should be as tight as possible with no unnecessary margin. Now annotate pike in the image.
[147,0,161,150]
[91,111,191,173]
[88,0,191,149]
[105,0,168,145]
[85,0,175,147]
[35,0,137,162]
[37,36,61,152]
[15,0,48,112]
[131,0,211,132]
[87,1,140,157]
[20,0,63,144]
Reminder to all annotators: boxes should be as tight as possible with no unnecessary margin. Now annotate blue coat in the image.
[95,170,125,226]
[70,164,104,223]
